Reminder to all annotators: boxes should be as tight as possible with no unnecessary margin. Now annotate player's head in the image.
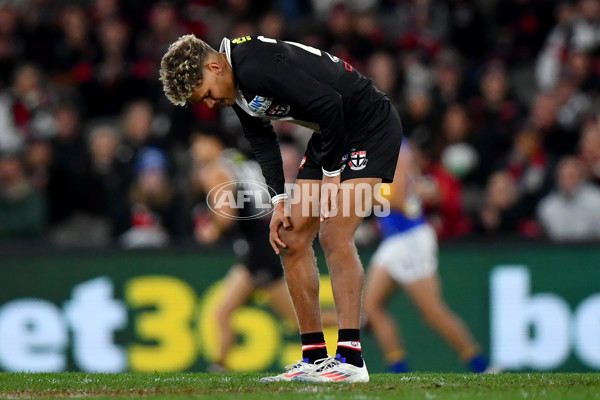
[160,34,236,108]
[190,130,225,165]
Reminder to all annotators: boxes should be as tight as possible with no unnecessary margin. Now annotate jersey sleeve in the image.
[232,104,285,200]
[237,53,345,176]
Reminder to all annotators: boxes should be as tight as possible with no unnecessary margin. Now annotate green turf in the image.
[0,372,599,399]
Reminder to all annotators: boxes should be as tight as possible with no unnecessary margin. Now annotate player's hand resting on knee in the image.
[320,175,341,222]
[269,201,292,254]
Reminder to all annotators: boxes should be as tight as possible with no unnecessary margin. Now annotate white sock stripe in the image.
[302,343,327,351]
[337,340,361,350]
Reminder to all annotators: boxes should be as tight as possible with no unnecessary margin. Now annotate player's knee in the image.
[421,304,445,327]
[363,299,378,320]
[362,301,380,320]
[279,228,312,257]
[318,228,352,255]
[215,306,234,326]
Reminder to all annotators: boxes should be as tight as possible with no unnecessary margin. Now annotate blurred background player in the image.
[189,130,336,371]
[189,130,292,371]
[363,137,491,373]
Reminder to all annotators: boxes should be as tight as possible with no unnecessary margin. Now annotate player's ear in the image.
[207,61,222,75]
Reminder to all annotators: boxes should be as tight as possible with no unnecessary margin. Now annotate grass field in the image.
[1,372,599,400]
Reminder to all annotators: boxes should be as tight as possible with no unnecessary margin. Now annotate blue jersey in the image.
[379,211,426,239]
[378,138,426,239]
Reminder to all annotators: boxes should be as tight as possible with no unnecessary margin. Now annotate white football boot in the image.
[259,359,317,382]
[292,354,369,383]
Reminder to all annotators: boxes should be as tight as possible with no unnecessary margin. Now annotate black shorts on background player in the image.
[239,218,284,287]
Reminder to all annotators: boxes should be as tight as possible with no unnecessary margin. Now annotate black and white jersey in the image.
[219,148,271,220]
[219,36,387,197]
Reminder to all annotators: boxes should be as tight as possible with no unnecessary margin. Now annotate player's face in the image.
[188,58,236,108]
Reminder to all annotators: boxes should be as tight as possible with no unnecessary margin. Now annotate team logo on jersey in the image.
[247,96,272,114]
[348,151,367,170]
[267,103,291,117]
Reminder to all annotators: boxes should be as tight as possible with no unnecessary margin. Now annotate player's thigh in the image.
[319,177,382,245]
[280,178,321,245]
[364,266,398,311]
[403,273,445,316]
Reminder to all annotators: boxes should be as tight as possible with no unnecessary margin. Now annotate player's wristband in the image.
[271,193,288,205]
[322,167,342,177]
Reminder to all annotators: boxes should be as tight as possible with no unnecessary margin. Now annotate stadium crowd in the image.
[0,0,599,247]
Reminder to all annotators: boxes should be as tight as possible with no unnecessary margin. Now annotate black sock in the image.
[336,329,363,367]
[301,332,328,363]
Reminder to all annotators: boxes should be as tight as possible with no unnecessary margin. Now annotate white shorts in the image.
[370,223,438,285]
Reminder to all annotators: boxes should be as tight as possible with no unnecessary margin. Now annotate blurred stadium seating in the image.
[0,0,598,247]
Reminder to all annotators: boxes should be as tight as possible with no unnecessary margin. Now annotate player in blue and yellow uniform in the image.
[363,138,492,373]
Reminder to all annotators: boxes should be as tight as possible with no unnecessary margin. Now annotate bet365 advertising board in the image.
[0,245,598,373]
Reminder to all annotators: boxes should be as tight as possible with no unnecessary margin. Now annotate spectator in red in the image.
[437,103,479,187]
[0,63,56,153]
[493,0,556,65]
[503,124,556,234]
[50,5,99,87]
[416,145,472,240]
[394,0,445,61]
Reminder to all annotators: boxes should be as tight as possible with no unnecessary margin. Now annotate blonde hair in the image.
[159,34,217,106]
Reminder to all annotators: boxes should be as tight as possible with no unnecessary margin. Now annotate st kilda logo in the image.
[348,151,368,171]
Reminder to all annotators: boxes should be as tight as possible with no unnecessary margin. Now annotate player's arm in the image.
[232,104,286,203]
[238,57,346,221]
[232,104,291,252]
[238,57,345,176]
[196,163,236,243]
